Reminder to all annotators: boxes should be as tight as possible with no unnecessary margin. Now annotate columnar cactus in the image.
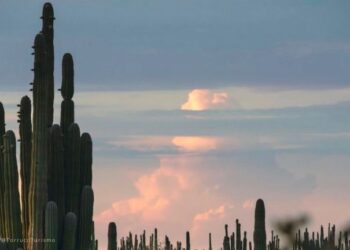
[60,53,74,136]
[65,123,81,215]
[108,222,117,250]
[231,232,235,250]
[41,2,55,126]
[28,32,49,250]
[3,131,23,250]
[62,212,77,250]
[80,133,93,189]
[142,230,146,250]
[253,199,266,250]
[186,231,190,250]
[0,103,5,237]
[236,219,242,250]
[48,125,65,247]
[44,201,58,250]
[209,233,212,250]
[154,228,158,250]
[90,221,98,250]
[77,186,94,250]
[18,96,32,241]
[0,3,98,250]
[243,232,247,250]
[177,241,182,250]
[165,236,171,250]
[224,225,230,250]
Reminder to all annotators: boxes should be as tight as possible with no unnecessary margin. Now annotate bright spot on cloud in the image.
[172,136,219,152]
[181,89,229,111]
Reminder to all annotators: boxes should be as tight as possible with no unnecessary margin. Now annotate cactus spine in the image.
[44,201,58,250]
[254,199,266,250]
[108,222,117,250]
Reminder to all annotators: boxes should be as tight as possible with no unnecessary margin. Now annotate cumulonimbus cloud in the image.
[95,165,192,222]
[181,89,229,111]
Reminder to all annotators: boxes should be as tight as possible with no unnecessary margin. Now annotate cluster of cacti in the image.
[292,224,350,250]
[109,197,350,250]
[109,199,279,250]
[0,3,97,250]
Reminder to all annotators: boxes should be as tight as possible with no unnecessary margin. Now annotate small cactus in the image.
[62,212,77,250]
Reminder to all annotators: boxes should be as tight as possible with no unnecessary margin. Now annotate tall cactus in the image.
[0,3,99,250]
[236,219,242,250]
[18,96,32,241]
[28,32,49,250]
[44,201,58,250]
[65,123,81,215]
[186,231,190,250]
[253,199,266,250]
[209,233,213,250]
[48,124,65,248]
[108,222,117,250]
[154,228,158,250]
[3,130,23,250]
[77,186,94,250]
[41,2,55,126]
[0,103,5,238]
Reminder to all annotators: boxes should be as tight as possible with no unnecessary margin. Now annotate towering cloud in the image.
[181,89,229,111]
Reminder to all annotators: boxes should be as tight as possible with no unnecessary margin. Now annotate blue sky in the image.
[1,1,350,249]
[1,0,350,90]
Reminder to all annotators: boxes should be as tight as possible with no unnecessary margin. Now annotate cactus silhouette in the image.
[44,201,58,250]
[254,199,266,250]
[19,96,32,242]
[108,222,117,250]
[0,3,96,250]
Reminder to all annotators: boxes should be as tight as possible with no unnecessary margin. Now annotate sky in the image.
[1,0,350,249]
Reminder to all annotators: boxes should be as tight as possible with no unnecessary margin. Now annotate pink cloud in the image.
[193,205,226,222]
[172,136,220,152]
[95,165,192,222]
[242,199,254,210]
[181,89,229,111]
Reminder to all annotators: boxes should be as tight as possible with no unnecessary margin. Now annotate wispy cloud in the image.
[172,136,220,152]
